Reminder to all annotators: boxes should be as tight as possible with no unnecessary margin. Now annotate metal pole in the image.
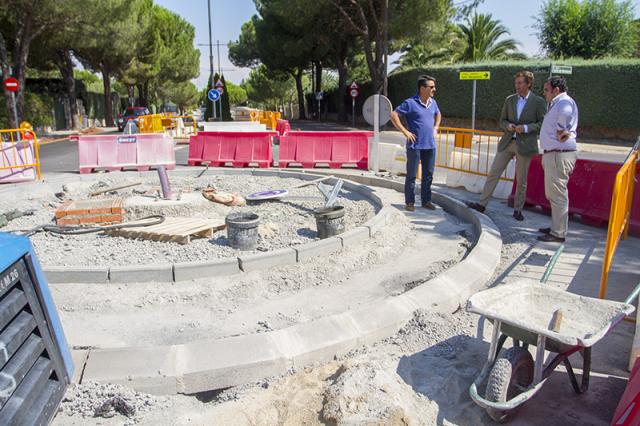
[217,40,221,76]
[471,80,477,134]
[352,98,355,128]
[317,98,321,121]
[373,94,380,173]
[207,0,214,121]
[383,0,389,97]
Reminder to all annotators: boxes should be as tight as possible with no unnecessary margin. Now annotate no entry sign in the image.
[3,77,18,92]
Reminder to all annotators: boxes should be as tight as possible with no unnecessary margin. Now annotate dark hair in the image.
[546,76,568,93]
[417,75,436,89]
[514,71,534,87]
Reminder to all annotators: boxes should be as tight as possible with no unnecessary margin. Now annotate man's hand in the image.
[405,131,417,143]
[433,127,439,139]
[557,129,570,142]
[515,125,525,134]
[507,123,516,132]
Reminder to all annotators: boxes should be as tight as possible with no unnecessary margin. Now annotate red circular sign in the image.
[3,77,19,92]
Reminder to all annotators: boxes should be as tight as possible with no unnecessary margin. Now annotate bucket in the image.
[314,205,345,239]
[226,212,260,250]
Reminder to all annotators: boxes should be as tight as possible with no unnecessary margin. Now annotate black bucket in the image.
[313,205,345,239]
[226,212,260,250]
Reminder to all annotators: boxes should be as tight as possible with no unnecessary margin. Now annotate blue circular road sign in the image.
[246,189,289,201]
[208,89,220,102]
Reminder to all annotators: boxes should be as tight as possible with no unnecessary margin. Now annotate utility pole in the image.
[207,0,216,120]
[382,0,389,97]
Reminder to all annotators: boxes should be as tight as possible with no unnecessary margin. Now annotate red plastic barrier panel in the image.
[275,119,291,137]
[188,131,275,168]
[509,155,640,236]
[76,134,176,174]
[611,358,640,425]
[0,140,37,183]
[279,131,372,169]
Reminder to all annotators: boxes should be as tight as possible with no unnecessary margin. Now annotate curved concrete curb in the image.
[75,175,502,395]
[0,169,386,284]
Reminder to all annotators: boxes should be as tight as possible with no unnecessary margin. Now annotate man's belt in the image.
[543,149,576,153]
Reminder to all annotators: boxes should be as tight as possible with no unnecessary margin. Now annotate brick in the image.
[78,214,104,224]
[101,214,123,223]
[56,217,80,226]
[55,200,73,219]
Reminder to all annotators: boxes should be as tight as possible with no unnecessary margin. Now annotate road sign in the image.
[215,80,224,94]
[3,77,18,92]
[362,95,391,127]
[551,64,573,75]
[315,92,323,101]
[215,80,224,87]
[350,88,359,98]
[459,71,491,80]
[216,87,224,95]
[207,89,220,102]
[349,81,359,90]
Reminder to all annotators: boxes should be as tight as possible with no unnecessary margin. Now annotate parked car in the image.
[117,107,150,132]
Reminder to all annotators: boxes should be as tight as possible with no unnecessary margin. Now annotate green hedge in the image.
[327,59,640,131]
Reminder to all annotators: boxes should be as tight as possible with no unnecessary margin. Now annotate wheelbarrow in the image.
[466,252,636,422]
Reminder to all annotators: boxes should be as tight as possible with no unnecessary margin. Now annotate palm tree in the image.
[456,13,526,62]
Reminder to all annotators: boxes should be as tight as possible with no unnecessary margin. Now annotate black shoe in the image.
[513,210,524,221]
[537,233,565,243]
[405,204,415,212]
[465,201,486,213]
[538,227,551,234]
[422,202,436,210]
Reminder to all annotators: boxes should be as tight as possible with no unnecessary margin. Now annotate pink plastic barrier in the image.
[76,134,175,174]
[508,155,640,236]
[275,119,291,136]
[0,140,37,183]
[188,131,275,168]
[279,131,372,169]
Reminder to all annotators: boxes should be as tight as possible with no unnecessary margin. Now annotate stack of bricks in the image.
[55,198,124,226]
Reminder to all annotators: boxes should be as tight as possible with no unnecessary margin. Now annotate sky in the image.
[155,0,640,88]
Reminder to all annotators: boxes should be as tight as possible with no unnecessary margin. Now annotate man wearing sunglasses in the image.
[390,75,441,212]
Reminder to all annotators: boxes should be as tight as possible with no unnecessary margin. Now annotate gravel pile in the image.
[2,174,376,267]
[57,381,169,425]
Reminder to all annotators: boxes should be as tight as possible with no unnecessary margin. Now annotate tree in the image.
[228,17,261,68]
[74,0,148,126]
[456,13,526,62]
[227,81,248,106]
[0,0,83,128]
[243,65,296,110]
[220,75,232,121]
[157,81,199,115]
[536,0,637,59]
[329,0,450,94]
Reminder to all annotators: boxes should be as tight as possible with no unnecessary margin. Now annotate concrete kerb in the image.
[5,168,387,284]
[76,173,503,395]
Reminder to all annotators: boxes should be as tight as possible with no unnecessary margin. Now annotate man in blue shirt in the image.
[390,75,441,211]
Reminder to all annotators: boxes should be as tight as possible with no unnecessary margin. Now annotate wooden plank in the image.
[103,216,224,244]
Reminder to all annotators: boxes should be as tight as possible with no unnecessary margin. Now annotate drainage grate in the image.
[0,255,69,425]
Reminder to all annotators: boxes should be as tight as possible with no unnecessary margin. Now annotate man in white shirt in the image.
[537,76,579,243]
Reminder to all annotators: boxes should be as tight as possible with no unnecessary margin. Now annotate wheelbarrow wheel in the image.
[485,346,534,423]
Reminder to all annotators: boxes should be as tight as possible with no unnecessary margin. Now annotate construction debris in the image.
[202,187,246,206]
[89,182,142,197]
[55,198,124,226]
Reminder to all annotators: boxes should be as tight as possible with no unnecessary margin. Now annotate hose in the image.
[16,214,165,237]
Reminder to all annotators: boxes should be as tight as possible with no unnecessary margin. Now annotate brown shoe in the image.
[405,204,415,212]
[465,201,486,213]
[537,233,565,243]
[422,202,436,210]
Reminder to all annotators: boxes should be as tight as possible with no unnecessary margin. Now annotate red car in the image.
[117,107,150,132]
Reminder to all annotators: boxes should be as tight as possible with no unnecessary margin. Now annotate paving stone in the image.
[44,266,109,284]
[173,258,240,281]
[238,248,297,272]
[294,237,342,262]
[338,226,370,247]
[109,264,174,283]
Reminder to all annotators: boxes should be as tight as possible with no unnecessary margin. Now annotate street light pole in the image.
[207,0,216,120]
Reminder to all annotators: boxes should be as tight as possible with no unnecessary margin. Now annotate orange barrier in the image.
[599,140,639,299]
[0,123,41,183]
[417,127,509,182]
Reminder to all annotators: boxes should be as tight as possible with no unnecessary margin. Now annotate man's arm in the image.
[499,97,515,133]
[555,101,575,142]
[390,111,416,143]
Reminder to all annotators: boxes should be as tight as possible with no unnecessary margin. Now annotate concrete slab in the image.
[338,226,370,248]
[173,258,240,281]
[44,267,109,284]
[109,264,174,283]
[238,248,297,272]
[294,237,343,262]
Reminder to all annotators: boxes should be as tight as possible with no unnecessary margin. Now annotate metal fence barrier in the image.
[599,139,639,299]
[0,124,41,182]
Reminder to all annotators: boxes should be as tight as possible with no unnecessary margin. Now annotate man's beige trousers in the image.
[479,140,532,211]
[542,151,578,238]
